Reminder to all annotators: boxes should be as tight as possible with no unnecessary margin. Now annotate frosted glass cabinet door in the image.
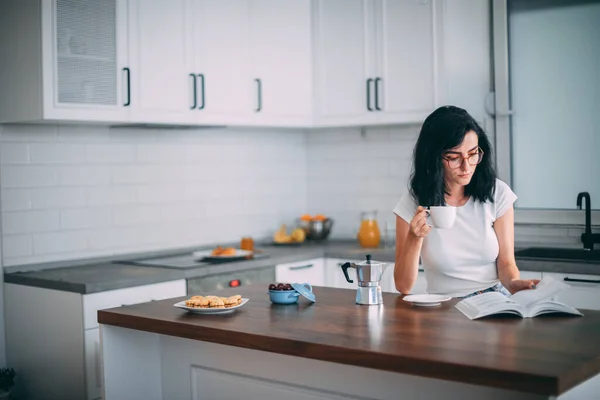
[43,0,131,122]
[128,0,196,124]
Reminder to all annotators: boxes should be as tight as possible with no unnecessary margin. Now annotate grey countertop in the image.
[4,240,600,294]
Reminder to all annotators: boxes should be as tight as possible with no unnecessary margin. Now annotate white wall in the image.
[0,124,307,267]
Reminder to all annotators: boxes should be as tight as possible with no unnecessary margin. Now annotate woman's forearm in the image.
[394,232,424,294]
[497,261,520,287]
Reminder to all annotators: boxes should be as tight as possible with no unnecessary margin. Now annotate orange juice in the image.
[358,218,381,248]
[240,237,254,251]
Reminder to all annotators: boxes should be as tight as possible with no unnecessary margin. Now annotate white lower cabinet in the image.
[384,268,427,295]
[324,258,361,290]
[275,258,326,286]
[520,271,543,281]
[544,272,600,310]
[5,279,187,400]
[85,328,103,400]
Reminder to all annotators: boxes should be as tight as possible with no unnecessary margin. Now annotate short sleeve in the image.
[393,191,418,223]
[494,179,518,219]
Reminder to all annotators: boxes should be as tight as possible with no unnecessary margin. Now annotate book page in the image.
[456,292,524,320]
[510,276,570,309]
[528,301,583,318]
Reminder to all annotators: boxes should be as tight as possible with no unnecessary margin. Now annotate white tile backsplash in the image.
[0,143,30,164]
[307,125,419,238]
[2,210,60,235]
[0,123,584,267]
[29,143,86,164]
[0,124,308,266]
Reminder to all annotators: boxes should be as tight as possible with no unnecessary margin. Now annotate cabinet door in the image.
[43,0,130,122]
[83,280,187,329]
[544,273,600,310]
[128,0,196,124]
[381,263,396,293]
[191,0,252,124]
[313,0,372,125]
[275,258,325,286]
[248,0,313,125]
[84,328,103,400]
[325,258,361,290]
[375,0,437,124]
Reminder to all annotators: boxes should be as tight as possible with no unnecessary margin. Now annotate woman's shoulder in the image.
[491,178,518,218]
[393,190,417,223]
[494,178,516,199]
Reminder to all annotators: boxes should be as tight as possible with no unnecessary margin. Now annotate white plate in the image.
[174,298,249,314]
[192,249,253,261]
[403,294,452,307]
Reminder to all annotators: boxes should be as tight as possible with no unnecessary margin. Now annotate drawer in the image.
[83,279,186,329]
[543,272,600,310]
[275,258,325,286]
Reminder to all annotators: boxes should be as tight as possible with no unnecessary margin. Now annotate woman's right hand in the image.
[409,206,431,238]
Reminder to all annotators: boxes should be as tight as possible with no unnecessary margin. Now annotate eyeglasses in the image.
[442,147,484,169]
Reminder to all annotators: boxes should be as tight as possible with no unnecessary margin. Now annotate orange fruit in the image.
[313,214,327,221]
[300,214,313,221]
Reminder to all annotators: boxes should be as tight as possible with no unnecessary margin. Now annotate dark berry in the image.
[284,284,293,291]
[268,283,277,291]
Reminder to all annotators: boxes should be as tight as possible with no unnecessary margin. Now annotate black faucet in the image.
[576,192,600,250]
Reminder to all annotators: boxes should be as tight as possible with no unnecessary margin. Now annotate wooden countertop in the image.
[98,285,600,396]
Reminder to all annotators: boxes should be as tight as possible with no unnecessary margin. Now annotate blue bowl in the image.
[268,290,300,304]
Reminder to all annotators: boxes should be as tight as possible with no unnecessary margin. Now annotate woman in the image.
[393,106,539,298]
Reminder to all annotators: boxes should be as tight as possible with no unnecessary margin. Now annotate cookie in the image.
[208,297,225,308]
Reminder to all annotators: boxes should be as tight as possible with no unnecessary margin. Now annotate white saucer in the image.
[403,294,452,307]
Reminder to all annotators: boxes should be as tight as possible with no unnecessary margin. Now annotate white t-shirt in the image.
[393,179,517,297]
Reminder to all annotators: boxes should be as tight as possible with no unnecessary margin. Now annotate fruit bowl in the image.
[268,282,314,304]
[268,290,301,304]
[302,219,334,241]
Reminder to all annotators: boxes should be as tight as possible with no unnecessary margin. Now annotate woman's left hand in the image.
[506,278,541,294]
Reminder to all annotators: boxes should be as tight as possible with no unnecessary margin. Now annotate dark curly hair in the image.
[409,105,496,206]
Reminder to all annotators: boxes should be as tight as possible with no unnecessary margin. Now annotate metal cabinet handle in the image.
[366,78,373,111]
[255,78,262,112]
[95,341,102,388]
[564,277,600,284]
[374,77,382,111]
[122,67,131,106]
[289,264,314,270]
[197,74,205,110]
[189,73,197,109]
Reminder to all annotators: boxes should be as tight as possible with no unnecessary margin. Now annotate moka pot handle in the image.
[341,262,355,283]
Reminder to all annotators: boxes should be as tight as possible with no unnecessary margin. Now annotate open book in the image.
[456,276,583,320]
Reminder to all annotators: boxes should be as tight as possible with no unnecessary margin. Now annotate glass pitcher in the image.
[357,211,381,248]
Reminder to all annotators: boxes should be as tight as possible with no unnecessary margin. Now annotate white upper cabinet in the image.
[375,0,439,124]
[248,0,313,126]
[0,0,448,127]
[313,0,442,127]
[192,0,252,125]
[128,0,196,124]
[0,0,130,124]
[313,0,371,126]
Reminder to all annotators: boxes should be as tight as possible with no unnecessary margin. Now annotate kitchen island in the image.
[98,285,600,400]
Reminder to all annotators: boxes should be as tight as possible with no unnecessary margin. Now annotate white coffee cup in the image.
[427,206,457,229]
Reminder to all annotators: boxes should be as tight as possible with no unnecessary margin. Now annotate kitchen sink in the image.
[515,247,600,262]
